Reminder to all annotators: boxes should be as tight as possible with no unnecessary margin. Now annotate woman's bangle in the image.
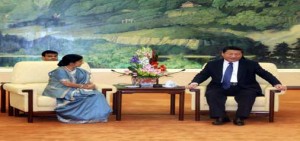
[79,84,84,88]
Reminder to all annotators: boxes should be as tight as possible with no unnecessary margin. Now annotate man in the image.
[187,46,286,126]
[41,50,58,61]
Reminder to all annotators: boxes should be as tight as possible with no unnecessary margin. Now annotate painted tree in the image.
[212,0,227,9]
[246,42,270,62]
[270,42,293,68]
[291,38,300,67]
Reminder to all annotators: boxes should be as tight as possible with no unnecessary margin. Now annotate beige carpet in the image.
[0,90,299,141]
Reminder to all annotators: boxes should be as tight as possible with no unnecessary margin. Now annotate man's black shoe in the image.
[233,118,245,126]
[212,117,231,125]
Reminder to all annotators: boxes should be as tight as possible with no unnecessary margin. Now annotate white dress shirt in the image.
[222,60,239,83]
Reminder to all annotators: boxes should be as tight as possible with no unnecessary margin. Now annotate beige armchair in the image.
[187,63,285,122]
[3,61,116,123]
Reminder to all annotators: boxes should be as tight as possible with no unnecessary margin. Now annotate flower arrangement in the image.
[111,47,185,86]
[127,47,166,78]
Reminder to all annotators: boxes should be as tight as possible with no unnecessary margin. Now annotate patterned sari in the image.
[43,67,112,123]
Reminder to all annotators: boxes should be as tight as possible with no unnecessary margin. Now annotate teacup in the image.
[165,80,176,87]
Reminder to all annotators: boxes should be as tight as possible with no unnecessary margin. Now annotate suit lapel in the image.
[237,59,246,82]
[216,59,224,81]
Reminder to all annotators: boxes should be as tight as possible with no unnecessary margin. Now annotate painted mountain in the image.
[0,0,300,68]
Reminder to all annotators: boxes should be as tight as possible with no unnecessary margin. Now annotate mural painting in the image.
[0,0,300,69]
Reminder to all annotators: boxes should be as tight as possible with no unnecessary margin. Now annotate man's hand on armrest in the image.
[274,84,287,91]
[186,82,199,89]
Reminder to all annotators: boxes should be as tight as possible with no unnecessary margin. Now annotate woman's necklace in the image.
[64,66,77,80]
[64,66,74,72]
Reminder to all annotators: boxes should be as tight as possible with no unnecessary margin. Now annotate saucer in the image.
[162,85,177,88]
[125,85,140,88]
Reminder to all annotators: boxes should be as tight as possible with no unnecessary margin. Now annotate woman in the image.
[43,54,112,123]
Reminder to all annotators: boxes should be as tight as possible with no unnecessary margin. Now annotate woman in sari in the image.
[43,54,112,123]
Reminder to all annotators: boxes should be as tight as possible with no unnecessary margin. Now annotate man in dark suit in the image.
[187,46,286,126]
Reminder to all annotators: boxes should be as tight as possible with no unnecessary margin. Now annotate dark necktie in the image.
[222,62,233,89]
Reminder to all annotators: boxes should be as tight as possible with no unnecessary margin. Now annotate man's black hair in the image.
[222,46,244,54]
[41,50,58,56]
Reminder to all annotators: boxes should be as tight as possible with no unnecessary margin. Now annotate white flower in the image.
[140,57,150,67]
[136,47,152,58]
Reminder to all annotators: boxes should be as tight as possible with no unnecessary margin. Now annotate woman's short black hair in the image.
[58,54,83,66]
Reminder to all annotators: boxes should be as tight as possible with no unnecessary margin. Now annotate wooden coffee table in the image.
[113,85,186,121]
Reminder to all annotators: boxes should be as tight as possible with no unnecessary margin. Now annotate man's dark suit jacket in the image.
[191,58,281,95]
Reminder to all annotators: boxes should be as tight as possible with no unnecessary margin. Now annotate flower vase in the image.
[136,77,158,87]
[131,76,138,86]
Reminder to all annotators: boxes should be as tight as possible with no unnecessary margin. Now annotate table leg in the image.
[116,91,122,121]
[112,92,117,115]
[179,91,185,121]
[170,94,175,115]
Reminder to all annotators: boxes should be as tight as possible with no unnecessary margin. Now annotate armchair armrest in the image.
[4,83,48,113]
[263,86,285,100]
[265,87,285,95]
[185,85,206,95]
[3,83,47,96]
[287,86,300,90]
[4,84,33,95]
[94,83,117,94]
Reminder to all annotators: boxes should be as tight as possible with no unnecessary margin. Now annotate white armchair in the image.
[3,61,116,123]
[187,63,285,122]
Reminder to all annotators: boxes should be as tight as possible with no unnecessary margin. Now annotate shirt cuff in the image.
[190,82,199,85]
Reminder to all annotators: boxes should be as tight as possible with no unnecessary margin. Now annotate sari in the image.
[43,67,112,123]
